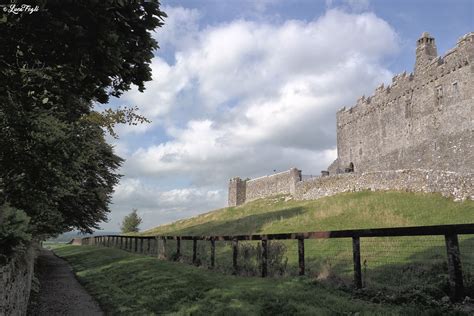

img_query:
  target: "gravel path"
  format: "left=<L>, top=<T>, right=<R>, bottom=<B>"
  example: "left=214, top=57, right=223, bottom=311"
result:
left=32, top=249, right=103, bottom=316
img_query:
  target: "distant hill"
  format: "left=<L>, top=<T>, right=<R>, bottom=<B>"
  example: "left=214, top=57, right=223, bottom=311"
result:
left=141, top=191, right=474, bottom=236
left=48, top=231, right=119, bottom=243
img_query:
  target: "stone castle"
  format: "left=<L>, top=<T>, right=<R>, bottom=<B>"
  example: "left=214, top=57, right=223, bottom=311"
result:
left=229, top=32, right=474, bottom=206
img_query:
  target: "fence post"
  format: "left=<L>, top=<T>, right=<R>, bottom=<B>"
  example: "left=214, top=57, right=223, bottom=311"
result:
left=134, top=237, right=138, bottom=252
left=298, top=237, right=305, bottom=276
left=232, top=238, right=238, bottom=275
left=445, top=233, right=464, bottom=301
left=192, top=238, right=198, bottom=265
left=352, top=237, right=362, bottom=289
left=262, top=238, right=268, bottom=278
left=147, top=238, right=151, bottom=254
left=140, top=238, right=144, bottom=253
left=161, top=237, right=167, bottom=259
left=210, top=238, right=215, bottom=269
left=176, top=237, right=181, bottom=259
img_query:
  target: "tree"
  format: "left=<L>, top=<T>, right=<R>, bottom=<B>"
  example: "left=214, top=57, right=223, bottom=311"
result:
left=0, top=1, right=166, bottom=236
left=0, top=204, right=31, bottom=263
left=121, top=209, right=142, bottom=233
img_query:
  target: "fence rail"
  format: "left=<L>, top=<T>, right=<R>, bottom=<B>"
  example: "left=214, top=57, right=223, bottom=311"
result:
left=81, top=223, right=474, bottom=302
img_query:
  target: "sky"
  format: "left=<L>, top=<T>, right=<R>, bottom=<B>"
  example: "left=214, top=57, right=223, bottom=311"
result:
left=98, top=0, right=474, bottom=231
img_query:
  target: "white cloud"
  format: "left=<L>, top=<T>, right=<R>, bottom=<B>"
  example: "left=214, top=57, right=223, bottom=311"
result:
left=157, top=6, right=201, bottom=52
left=104, top=7, right=399, bottom=230
left=109, top=178, right=225, bottom=230
left=121, top=8, right=397, bottom=177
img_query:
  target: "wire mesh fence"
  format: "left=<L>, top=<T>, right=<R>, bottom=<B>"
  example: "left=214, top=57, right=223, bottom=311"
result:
left=83, top=224, right=474, bottom=302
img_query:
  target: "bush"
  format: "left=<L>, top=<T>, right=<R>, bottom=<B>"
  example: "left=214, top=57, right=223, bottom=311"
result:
left=0, top=203, right=31, bottom=262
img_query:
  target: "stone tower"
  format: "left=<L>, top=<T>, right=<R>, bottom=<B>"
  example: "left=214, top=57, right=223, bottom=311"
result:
left=328, top=31, right=474, bottom=175
left=228, top=177, right=246, bottom=206
left=415, top=32, right=438, bottom=74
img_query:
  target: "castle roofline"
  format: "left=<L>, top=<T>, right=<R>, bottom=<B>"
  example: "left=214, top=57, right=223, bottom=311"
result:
left=337, top=31, right=473, bottom=115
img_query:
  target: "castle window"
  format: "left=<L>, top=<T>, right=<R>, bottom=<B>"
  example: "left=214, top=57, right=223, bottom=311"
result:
left=345, top=162, right=354, bottom=173
left=452, top=82, right=459, bottom=96
left=435, top=85, right=443, bottom=107
left=405, top=100, right=412, bottom=118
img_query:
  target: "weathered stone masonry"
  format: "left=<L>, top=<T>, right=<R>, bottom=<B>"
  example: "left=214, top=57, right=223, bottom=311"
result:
left=329, top=32, right=474, bottom=174
left=295, top=169, right=473, bottom=202
left=228, top=32, right=473, bottom=206
left=0, top=244, right=36, bottom=316
left=228, top=168, right=301, bottom=206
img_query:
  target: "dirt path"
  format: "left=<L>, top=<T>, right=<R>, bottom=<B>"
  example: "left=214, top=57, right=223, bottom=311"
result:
left=31, top=249, right=103, bottom=316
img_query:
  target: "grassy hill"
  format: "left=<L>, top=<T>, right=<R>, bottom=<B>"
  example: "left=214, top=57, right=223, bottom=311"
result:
left=141, top=191, right=474, bottom=236
left=50, top=191, right=474, bottom=314
left=52, top=245, right=463, bottom=315
left=137, top=191, right=474, bottom=298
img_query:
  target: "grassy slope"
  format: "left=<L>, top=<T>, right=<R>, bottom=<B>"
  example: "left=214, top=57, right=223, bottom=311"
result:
left=51, top=192, right=473, bottom=314
left=141, top=191, right=474, bottom=236
left=137, top=191, right=474, bottom=292
left=53, top=244, right=445, bottom=315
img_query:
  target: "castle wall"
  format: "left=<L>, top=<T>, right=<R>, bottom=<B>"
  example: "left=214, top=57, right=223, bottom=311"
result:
left=332, top=32, right=474, bottom=174
left=228, top=168, right=302, bottom=206
left=0, top=244, right=37, bottom=316
left=228, top=33, right=474, bottom=207
left=245, top=168, right=301, bottom=203
left=295, top=169, right=473, bottom=202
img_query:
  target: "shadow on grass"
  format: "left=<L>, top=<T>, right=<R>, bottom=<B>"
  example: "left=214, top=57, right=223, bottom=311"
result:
left=54, top=245, right=442, bottom=315
left=167, top=206, right=307, bottom=236
left=352, top=237, right=474, bottom=305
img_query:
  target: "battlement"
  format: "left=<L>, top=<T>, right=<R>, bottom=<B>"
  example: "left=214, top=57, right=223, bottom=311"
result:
left=337, top=32, right=473, bottom=125
left=332, top=32, right=474, bottom=175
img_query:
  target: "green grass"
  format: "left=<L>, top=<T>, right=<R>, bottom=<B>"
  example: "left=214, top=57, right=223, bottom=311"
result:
left=53, top=192, right=474, bottom=314
left=135, top=191, right=474, bottom=297
left=53, top=244, right=456, bottom=315
left=141, top=191, right=473, bottom=236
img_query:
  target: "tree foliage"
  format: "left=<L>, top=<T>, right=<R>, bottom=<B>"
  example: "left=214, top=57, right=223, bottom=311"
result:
left=0, top=1, right=166, bottom=236
left=121, top=209, right=142, bottom=233
left=0, top=204, right=31, bottom=262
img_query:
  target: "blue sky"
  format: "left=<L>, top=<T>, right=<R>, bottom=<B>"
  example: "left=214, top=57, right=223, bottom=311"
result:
left=99, top=0, right=473, bottom=231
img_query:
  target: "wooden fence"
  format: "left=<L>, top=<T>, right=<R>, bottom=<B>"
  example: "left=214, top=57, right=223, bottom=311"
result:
left=81, top=223, right=474, bottom=302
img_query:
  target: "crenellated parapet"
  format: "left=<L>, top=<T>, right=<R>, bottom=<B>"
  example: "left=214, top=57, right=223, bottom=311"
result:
left=336, top=32, right=473, bottom=130
left=332, top=32, right=473, bottom=175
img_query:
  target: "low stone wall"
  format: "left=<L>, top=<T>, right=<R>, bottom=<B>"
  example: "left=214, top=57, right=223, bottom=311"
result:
left=245, top=168, right=301, bottom=203
left=294, top=169, right=473, bottom=201
left=0, top=244, right=37, bottom=316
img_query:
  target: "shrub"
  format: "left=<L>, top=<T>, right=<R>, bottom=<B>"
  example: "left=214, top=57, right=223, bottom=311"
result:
left=0, top=203, right=31, bottom=263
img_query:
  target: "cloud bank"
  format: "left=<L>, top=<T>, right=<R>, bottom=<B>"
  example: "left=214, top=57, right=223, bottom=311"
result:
left=106, top=7, right=399, bottom=231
